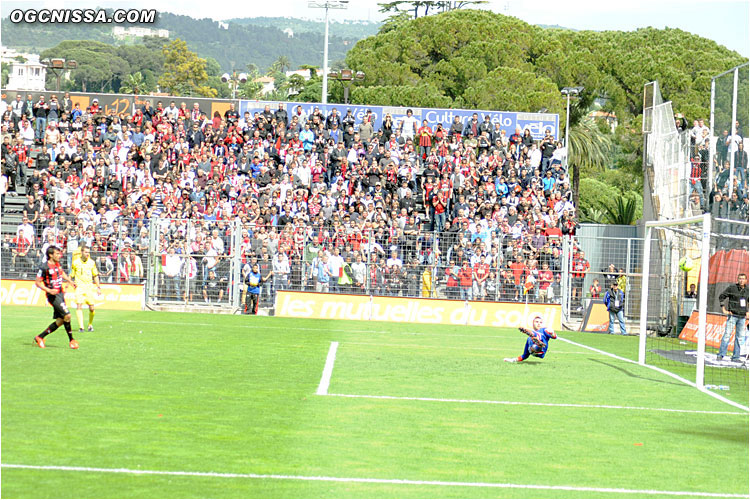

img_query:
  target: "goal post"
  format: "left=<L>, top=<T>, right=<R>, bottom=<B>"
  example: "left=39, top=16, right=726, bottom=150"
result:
left=639, top=214, right=749, bottom=410
left=639, top=214, right=711, bottom=387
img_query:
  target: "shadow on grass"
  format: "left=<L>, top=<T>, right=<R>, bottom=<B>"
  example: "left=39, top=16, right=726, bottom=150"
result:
left=22, top=341, right=64, bottom=349
left=679, top=425, right=750, bottom=444
left=589, top=358, right=683, bottom=386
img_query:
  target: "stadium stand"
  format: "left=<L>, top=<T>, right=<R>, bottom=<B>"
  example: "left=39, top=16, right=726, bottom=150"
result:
left=1, top=92, right=745, bottom=313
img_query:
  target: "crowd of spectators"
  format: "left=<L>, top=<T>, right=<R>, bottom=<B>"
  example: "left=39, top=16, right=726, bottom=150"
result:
left=679, top=113, right=748, bottom=219
left=1, top=91, right=592, bottom=311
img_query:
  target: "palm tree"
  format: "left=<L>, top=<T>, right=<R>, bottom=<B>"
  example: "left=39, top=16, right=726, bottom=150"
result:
left=269, top=56, right=292, bottom=75
left=580, top=207, right=607, bottom=224
left=603, top=196, right=638, bottom=225
left=119, top=72, right=147, bottom=95
left=568, top=119, right=614, bottom=215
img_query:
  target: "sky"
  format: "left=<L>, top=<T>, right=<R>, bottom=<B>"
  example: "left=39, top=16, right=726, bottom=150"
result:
left=1, top=0, right=749, bottom=57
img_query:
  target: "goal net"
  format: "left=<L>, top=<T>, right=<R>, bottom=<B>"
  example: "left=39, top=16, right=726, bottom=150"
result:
left=643, top=81, right=691, bottom=221
left=639, top=215, right=749, bottom=410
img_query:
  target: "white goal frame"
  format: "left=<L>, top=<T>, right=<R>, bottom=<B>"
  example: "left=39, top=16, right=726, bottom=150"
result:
left=639, top=213, right=711, bottom=388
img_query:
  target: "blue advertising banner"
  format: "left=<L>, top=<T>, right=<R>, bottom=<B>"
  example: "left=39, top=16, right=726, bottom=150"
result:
left=239, top=100, right=559, bottom=141
left=3, top=89, right=558, bottom=140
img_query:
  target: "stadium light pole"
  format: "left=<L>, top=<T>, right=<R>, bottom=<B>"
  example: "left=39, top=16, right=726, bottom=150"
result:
left=221, top=70, right=248, bottom=100
left=308, top=0, right=349, bottom=105
left=41, top=58, right=77, bottom=91
left=328, top=69, right=365, bottom=104
left=561, top=86, right=583, bottom=170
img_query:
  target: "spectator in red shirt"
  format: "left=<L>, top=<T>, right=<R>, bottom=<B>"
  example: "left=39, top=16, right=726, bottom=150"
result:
left=473, top=258, right=490, bottom=300
left=589, top=278, right=602, bottom=299
left=538, top=262, right=553, bottom=302
left=458, top=260, right=473, bottom=300
left=417, top=119, right=433, bottom=167
left=445, top=260, right=459, bottom=299
left=509, top=256, right=527, bottom=301
left=572, top=250, right=590, bottom=308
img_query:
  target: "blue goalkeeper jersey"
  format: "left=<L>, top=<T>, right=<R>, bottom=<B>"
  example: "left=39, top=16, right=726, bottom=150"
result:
left=529, top=327, right=556, bottom=358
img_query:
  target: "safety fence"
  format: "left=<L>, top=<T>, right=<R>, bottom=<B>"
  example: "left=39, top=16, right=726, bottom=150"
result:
left=4, top=219, right=747, bottom=325
left=2, top=217, right=148, bottom=284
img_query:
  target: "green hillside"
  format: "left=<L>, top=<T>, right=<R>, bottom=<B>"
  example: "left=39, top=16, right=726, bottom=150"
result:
left=228, top=16, right=381, bottom=40
left=0, top=11, right=368, bottom=72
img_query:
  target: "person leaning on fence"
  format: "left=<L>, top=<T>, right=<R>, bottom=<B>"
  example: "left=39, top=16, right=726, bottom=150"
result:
left=717, top=273, right=749, bottom=363
left=604, top=280, right=627, bottom=335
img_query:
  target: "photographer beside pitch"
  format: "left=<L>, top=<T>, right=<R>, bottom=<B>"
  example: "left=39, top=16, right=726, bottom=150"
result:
left=504, top=315, right=557, bottom=363
left=604, top=280, right=627, bottom=335
left=717, top=272, right=749, bottom=363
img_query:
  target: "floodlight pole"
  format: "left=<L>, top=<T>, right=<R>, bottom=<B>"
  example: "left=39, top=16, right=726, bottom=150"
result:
left=564, top=92, right=571, bottom=170
left=322, top=5, right=330, bottom=104
left=561, top=86, right=582, bottom=172
left=309, top=1, right=348, bottom=105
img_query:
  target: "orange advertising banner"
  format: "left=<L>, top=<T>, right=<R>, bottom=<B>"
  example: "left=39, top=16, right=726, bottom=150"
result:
left=678, top=311, right=733, bottom=351
left=1, top=280, right=143, bottom=311
left=275, top=291, right=562, bottom=330
left=580, top=300, right=610, bottom=333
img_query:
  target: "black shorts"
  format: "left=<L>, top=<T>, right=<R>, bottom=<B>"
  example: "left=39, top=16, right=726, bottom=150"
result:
left=47, top=293, right=70, bottom=319
left=572, top=278, right=584, bottom=289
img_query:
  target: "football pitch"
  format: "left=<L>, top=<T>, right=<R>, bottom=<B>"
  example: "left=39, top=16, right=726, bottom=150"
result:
left=2, top=305, right=748, bottom=499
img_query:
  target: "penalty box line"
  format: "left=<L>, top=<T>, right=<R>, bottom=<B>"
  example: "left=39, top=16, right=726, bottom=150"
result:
left=324, top=393, right=747, bottom=415
left=317, top=342, right=746, bottom=415
left=316, top=341, right=339, bottom=396
left=0, top=464, right=747, bottom=498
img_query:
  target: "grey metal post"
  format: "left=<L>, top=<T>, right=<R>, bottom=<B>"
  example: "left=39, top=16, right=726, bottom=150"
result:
left=232, top=218, right=242, bottom=311
left=728, top=68, right=739, bottom=198
left=561, top=236, right=571, bottom=321
left=625, top=237, right=632, bottom=318
left=146, top=219, right=159, bottom=307
left=709, top=77, right=716, bottom=189
left=564, top=93, right=571, bottom=171
left=183, top=221, right=191, bottom=304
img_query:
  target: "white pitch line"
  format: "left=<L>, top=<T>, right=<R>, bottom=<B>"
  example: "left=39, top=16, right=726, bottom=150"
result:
left=557, top=336, right=750, bottom=413
left=316, top=341, right=339, bottom=395
left=325, top=393, right=747, bottom=415
left=0, top=464, right=746, bottom=498
left=342, top=341, right=592, bottom=354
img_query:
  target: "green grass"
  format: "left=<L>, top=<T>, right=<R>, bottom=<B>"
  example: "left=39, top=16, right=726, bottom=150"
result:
left=642, top=336, right=750, bottom=407
left=2, top=306, right=748, bottom=498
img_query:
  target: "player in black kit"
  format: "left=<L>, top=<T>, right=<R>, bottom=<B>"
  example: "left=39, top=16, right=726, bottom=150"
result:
left=34, top=245, right=79, bottom=349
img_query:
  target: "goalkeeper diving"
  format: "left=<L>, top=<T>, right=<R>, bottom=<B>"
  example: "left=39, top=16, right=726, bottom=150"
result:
left=70, top=244, right=102, bottom=332
left=504, top=315, right=557, bottom=363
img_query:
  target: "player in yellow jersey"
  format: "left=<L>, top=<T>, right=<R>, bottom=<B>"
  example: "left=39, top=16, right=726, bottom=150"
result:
left=70, top=244, right=102, bottom=332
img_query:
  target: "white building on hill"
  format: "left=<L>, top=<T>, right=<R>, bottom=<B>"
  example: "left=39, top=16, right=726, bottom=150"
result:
left=1, top=47, right=47, bottom=91
left=285, top=68, right=323, bottom=80
left=254, top=76, right=276, bottom=96
left=112, top=26, right=169, bottom=39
